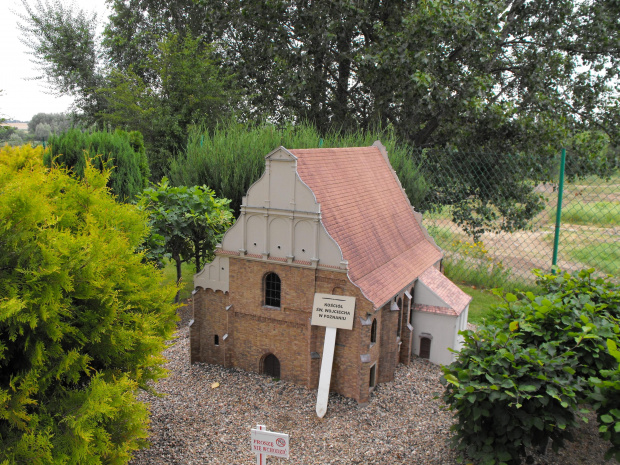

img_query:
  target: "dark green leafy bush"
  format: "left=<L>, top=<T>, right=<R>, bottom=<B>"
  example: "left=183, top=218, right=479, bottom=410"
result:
left=45, top=128, right=150, bottom=201
left=442, top=269, right=620, bottom=464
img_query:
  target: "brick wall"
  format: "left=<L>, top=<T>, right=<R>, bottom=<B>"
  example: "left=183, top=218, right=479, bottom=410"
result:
left=377, top=302, right=400, bottom=384
left=191, top=288, right=229, bottom=365
left=191, top=257, right=392, bottom=403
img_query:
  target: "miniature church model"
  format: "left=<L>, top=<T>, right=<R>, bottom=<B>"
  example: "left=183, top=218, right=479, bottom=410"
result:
left=190, top=142, right=470, bottom=405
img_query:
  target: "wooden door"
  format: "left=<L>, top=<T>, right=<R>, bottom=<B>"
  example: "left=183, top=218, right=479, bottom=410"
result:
left=419, top=337, right=431, bottom=359
left=263, top=354, right=280, bottom=378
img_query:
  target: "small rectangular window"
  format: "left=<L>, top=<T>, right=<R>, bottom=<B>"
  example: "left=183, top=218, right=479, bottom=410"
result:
left=369, top=364, right=376, bottom=388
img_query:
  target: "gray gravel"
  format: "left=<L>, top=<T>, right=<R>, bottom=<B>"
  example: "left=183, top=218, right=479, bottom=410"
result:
left=129, top=306, right=618, bottom=465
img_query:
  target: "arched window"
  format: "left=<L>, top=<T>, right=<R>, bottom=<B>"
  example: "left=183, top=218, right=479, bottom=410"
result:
left=397, top=297, right=403, bottom=336
left=370, top=319, right=377, bottom=344
left=369, top=364, right=376, bottom=388
left=332, top=286, right=344, bottom=295
left=264, top=272, right=281, bottom=307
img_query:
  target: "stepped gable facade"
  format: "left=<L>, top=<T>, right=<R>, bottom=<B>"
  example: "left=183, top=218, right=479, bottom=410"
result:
left=190, top=141, right=470, bottom=403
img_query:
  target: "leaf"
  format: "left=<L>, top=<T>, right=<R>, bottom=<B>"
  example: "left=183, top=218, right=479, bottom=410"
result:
left=562, top=366, right=575, bottom=375
left=601, top=414, right=614, bottom=424
left=211, top=382, right=220, bottom=389
left=444, top=374, right=460, bottom=387
left=509, top=321, right=519, bottom=332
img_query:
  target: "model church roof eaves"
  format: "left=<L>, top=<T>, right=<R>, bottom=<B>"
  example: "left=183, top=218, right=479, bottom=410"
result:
left=290, top=144, right=443, bottom=308
left=418, top=266, right=472, bottom=315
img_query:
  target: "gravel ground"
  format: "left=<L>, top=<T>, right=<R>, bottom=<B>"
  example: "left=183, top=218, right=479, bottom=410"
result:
left=129, top=306, right=618, bottom=465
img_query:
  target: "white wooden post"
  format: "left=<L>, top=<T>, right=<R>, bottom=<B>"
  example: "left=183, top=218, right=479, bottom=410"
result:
left=315, top=326, right=337, bottom=418
left=311, top=293, right=356, bottom=418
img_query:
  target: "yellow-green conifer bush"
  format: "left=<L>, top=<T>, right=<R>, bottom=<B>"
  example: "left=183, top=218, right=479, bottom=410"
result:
left=0, top=146, right=177, bottom=464
left=0, top=144, right=45, bottom=171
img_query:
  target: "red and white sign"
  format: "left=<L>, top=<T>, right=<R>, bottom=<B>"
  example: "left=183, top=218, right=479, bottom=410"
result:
left=251, top=425, right=289, bottom=462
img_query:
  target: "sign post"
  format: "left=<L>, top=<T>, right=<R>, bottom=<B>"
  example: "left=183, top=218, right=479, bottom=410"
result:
left=250, top=424, right=289, bottom=464
left=311, top=293, right=356, bottom=418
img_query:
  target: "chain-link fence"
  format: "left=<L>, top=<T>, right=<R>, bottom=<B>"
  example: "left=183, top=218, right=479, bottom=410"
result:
left=409, top=149, right=619, bottom=290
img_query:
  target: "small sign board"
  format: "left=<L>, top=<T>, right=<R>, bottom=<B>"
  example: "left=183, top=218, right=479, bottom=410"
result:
left=251, top=427, right=290, bottom=459
left=311, top=293, right=356, bottom=330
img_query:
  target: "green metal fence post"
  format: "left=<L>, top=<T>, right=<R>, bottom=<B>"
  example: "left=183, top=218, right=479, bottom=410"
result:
left=551, top=148, right=566, bottom=273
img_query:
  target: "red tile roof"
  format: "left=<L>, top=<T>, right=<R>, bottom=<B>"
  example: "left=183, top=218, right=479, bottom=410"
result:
left=290, top=144, right=443, bottom=307
left=412, top=303, right=458, bottom=316
left=418, top=266, right=472, bottom=315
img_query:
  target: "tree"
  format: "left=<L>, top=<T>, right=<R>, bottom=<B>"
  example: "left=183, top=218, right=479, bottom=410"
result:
left=17, top=0, right=107, bottom=119
left=102, top=0, right=227, bottom=85
left=98, top=33, right=234, bottom=180
left=34, top=122, right=51, bottom=141
left=28, top=112, right=72, bottom=135
left=187, top=0, right=619, bottom=157
left=0, top=146, right=178, bottom=464
left=20, top=0, right=620, bottom=157
left=18, top=2, right=235, bottom=180
left=137, top=179, right=233, bottom=302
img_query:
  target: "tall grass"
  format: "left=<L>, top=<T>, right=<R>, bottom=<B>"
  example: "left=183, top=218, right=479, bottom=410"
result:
left=168, top=120, right=428, bottom=213
left=561, top=201, right=620, bottom=227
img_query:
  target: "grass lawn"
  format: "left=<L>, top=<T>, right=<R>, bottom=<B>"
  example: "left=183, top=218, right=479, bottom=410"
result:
left=162, top=260, right=196, bottom=302
left=456, top=284, right=502, bottom=326
left=561, top=200, right=620, bottom=227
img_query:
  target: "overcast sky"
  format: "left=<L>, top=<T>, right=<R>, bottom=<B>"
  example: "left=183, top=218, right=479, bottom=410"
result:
left=1, top=0, right=110, bottom=121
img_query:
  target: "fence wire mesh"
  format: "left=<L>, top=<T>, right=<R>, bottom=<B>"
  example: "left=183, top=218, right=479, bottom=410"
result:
left=411, top=149, right=619, bottom=289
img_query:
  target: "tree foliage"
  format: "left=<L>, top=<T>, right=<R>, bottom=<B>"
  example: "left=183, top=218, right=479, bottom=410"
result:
left=17, top=0, right=106, bottom=118
left=27, top=112, right=72, bottom=135
left=17, top=0, right=620, bottom=237
left=98, top=33, right=234, bottom=180
left=136, top=179, right=233, bottom=302
left=0, top=146, right=177, bottom=464
left=21, top=0, right=620, bottom=161
left=442, top=269, right=620, bottom=464
left=45, top=128, right=150, bottom=201
left=197, top=0, right=618, bottom=157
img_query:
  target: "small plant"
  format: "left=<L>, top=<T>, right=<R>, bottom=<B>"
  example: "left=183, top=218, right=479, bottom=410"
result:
left=442, top=239, right=515, bottom=291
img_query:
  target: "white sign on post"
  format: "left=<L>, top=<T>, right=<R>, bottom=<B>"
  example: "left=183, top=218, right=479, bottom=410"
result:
left=311, top=293, right=356, bottom=418
left=311, top=294, right=356, bottom=330
left=251, top=424, right=289, bottom=463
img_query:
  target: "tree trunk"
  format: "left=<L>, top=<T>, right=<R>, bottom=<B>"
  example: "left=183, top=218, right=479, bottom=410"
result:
left=173, top=253, right=182, bottom=303
left=193, top=239, right=201, bottom=273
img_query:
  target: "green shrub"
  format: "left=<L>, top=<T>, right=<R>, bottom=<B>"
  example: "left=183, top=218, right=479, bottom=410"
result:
left=45, top=128, right=150, bottom=201
left=590, top=339, right=620, bottom=462
left=0, top=156, right=177, bottom=463
left=137, top=178, right=233, bottom=302
left=442, top=269, right=620, bottom=464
